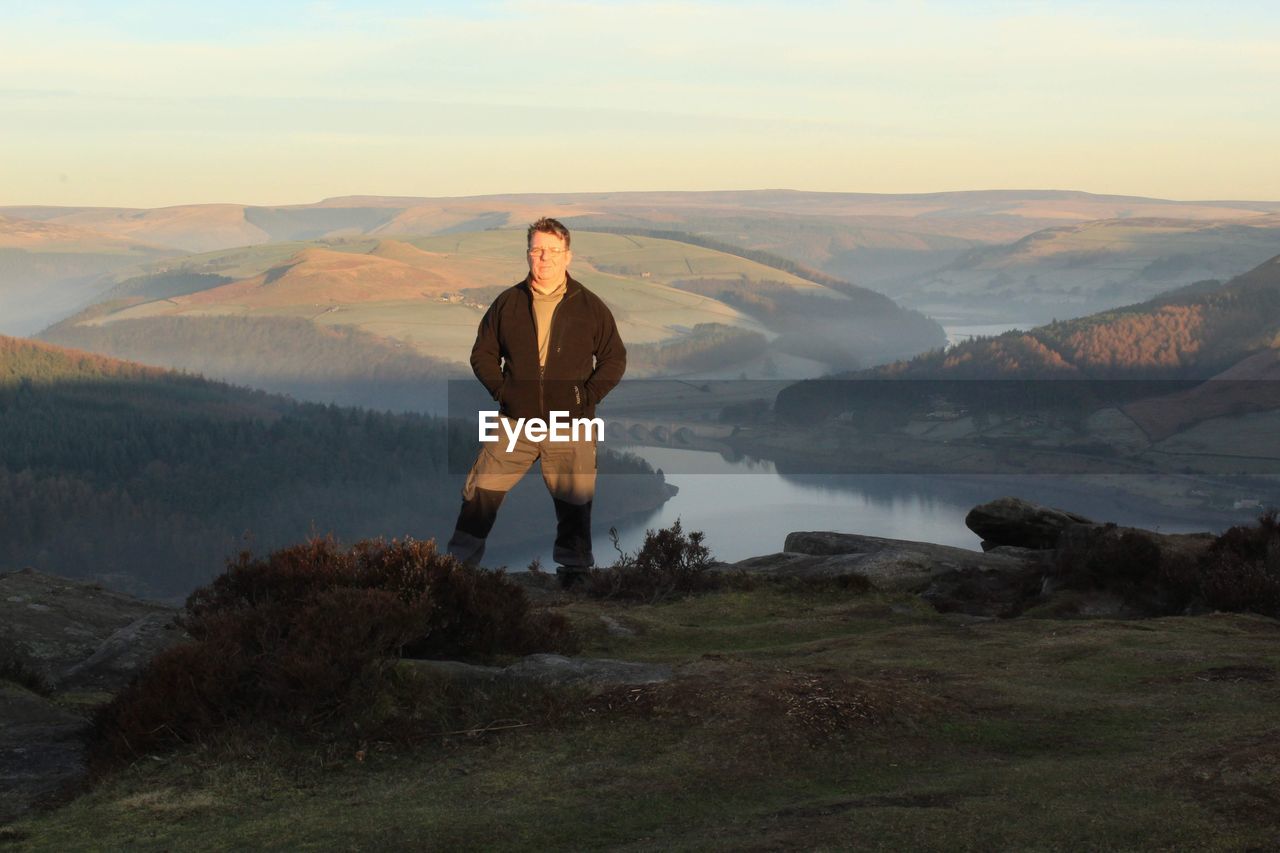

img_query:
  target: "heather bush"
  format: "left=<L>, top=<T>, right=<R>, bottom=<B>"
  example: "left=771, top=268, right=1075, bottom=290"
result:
left=91, top=536, right=576, bottom=766
left=586, top=520, right=745, bottom=602
left=1199, top=509, right=1280, bottom=617
left=1052, top=523, right=1198, bottom=615
left=1050, top=511, right=1280, bottom=618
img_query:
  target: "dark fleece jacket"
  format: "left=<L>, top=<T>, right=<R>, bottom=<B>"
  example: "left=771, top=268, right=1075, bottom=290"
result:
left=470, top=274, right=626, bottom=422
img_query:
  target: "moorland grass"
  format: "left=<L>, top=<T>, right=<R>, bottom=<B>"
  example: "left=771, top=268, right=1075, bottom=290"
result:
left=11, top=574, right=1279, bottom=851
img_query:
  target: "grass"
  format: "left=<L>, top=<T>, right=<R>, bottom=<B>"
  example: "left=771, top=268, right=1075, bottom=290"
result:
left=6, top=581, right=1280, bottom=851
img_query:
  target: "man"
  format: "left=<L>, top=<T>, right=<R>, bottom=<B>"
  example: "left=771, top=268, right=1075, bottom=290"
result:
left=446, top=217, right=626, bottom=587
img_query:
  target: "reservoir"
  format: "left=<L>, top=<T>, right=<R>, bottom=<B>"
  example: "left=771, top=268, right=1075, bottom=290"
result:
left=482, top=445, right=1243, bottom=572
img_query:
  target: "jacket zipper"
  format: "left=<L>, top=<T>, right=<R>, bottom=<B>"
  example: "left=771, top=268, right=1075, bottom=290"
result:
left=537, top=292, right=562, bottom=418
left=531, top=282, right=577, bottom=417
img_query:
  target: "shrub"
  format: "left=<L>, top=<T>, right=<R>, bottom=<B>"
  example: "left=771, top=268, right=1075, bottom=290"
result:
left=585, top=520, right=741, bottom=603
left=91, top=536, right=576, bottom=767
left=1052, top=523, right=1198, bottom=615
left=1198, top=509, right=1280, bottom=617
left=1049, top=510, right=1280, bottom=618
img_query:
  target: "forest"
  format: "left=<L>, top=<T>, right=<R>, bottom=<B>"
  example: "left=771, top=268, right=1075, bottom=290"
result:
left=0, top=336, right=662, bottom=598
left=39, top=314, right=465, bottom=412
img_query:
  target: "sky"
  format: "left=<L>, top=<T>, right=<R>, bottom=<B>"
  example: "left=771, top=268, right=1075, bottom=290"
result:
left=3, top=0, right=1278, bottom=207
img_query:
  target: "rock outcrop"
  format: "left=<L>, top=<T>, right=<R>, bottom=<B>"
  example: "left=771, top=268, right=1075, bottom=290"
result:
left=729, top=496, right=1225, bottom=620
left=730, top=530, right=1033, bottom=592
left=0, top=569, right=186, bottom=826
left=0, top=568, right=184, bottom=691
left=0, top=684, right=89, bottom=825
left=965, top=496, right=1095, bottom=550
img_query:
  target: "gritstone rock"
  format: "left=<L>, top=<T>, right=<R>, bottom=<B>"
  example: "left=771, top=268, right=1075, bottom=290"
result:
left=965, top=496, right=1095, bottom=549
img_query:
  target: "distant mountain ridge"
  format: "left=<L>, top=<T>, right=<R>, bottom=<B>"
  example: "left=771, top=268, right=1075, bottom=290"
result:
left=6, top=190, right=1276, bottom=256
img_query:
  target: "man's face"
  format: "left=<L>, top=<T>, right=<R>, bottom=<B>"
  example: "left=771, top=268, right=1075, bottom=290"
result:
left=527, top=230, right=572, bottom=290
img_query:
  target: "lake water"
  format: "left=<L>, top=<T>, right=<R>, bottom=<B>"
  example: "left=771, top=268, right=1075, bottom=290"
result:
left=477, top=317, right=1251, bottom=569
left=943, top=322, right=1040, bottom=348
left=484, top=445, right=1238, bottom=571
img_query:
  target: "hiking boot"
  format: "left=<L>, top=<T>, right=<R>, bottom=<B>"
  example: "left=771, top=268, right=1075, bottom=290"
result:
left=556, top=567, right=590, bottom=590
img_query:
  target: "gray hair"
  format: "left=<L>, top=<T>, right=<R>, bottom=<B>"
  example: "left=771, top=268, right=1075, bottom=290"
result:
left=527, top=217, right=571, bottom=249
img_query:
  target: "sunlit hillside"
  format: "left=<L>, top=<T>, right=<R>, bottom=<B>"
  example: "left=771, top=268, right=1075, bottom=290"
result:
left=0, top=216, right=182, bottom=335
left=866, top=253, right=1280, bottom=381
left=8, top=191, right=1278, bottom=340
left=38, top=229, right=943, bottom=402
left=902, top=214, right=1280, bottom=321
left=48, top=232, right=772, bottom=363
left=34, top=204, right=273, bottom=253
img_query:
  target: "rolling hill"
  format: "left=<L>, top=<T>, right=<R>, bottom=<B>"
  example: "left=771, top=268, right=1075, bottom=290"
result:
left=38, top=204, right=274, bottom=253
left=9, top=189, right=1276, bottom=276
left=0, top=215, right=182, bottom=336
left=896, top=214, right=1280, bottom=323
left=862, top=253, right=1280, bottom=381
left=774, top=254, right=1280, bottom=452
left=38, top=229, right=945, bottom=402
left=7, top=190, right=1269, bottom=263
left=9, top=190, right=1278, bottom=343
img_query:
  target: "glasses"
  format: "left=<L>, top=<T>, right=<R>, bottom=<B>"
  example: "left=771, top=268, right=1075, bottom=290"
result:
left=527, top=247, right=569, bottom=258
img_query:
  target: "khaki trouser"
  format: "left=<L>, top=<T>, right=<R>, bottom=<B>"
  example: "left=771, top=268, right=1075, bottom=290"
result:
left=447, top=417, right=597, bottom=568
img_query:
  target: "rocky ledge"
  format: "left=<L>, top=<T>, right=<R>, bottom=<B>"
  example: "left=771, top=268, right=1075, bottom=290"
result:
left=732, top=530, right=1034, bottom=592
left=727, top=495, right=1222, bottom=620
left=0, top=569, right=188, bottom=825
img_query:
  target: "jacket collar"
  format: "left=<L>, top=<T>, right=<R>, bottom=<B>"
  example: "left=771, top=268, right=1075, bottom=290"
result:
left=519, top=273, right=582, bottom=299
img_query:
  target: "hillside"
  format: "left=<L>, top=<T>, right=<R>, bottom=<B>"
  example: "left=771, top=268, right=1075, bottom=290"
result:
left=0, top=215, right=182, bottom=336
left=0, top=336, right=671, bottom=598
left=13, top=190, right=1279, bottom=378
left=153, top=245, right=466, bottom=306
left=0, top=216, right=172, bottom=252
left=864, top=253, right=1280, bottom=381
left=769, top=254, right=1280, bottom=470
left=44, top=204, right=273, bottom=254
left=10, top=190, right=1279, bottom=353
left=10, top=191, right=1278, bottom=305
left=898, top=214, right=1280, bottom=322
left=40, top=230, right=944, bottom=388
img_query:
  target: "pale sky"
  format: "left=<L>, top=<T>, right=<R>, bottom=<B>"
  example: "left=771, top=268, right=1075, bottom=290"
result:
left=3, top=0, right=1278, bottom=207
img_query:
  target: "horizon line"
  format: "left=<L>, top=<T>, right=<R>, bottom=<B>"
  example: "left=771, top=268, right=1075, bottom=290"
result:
left=6, top=187, right=1280, bottom=212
